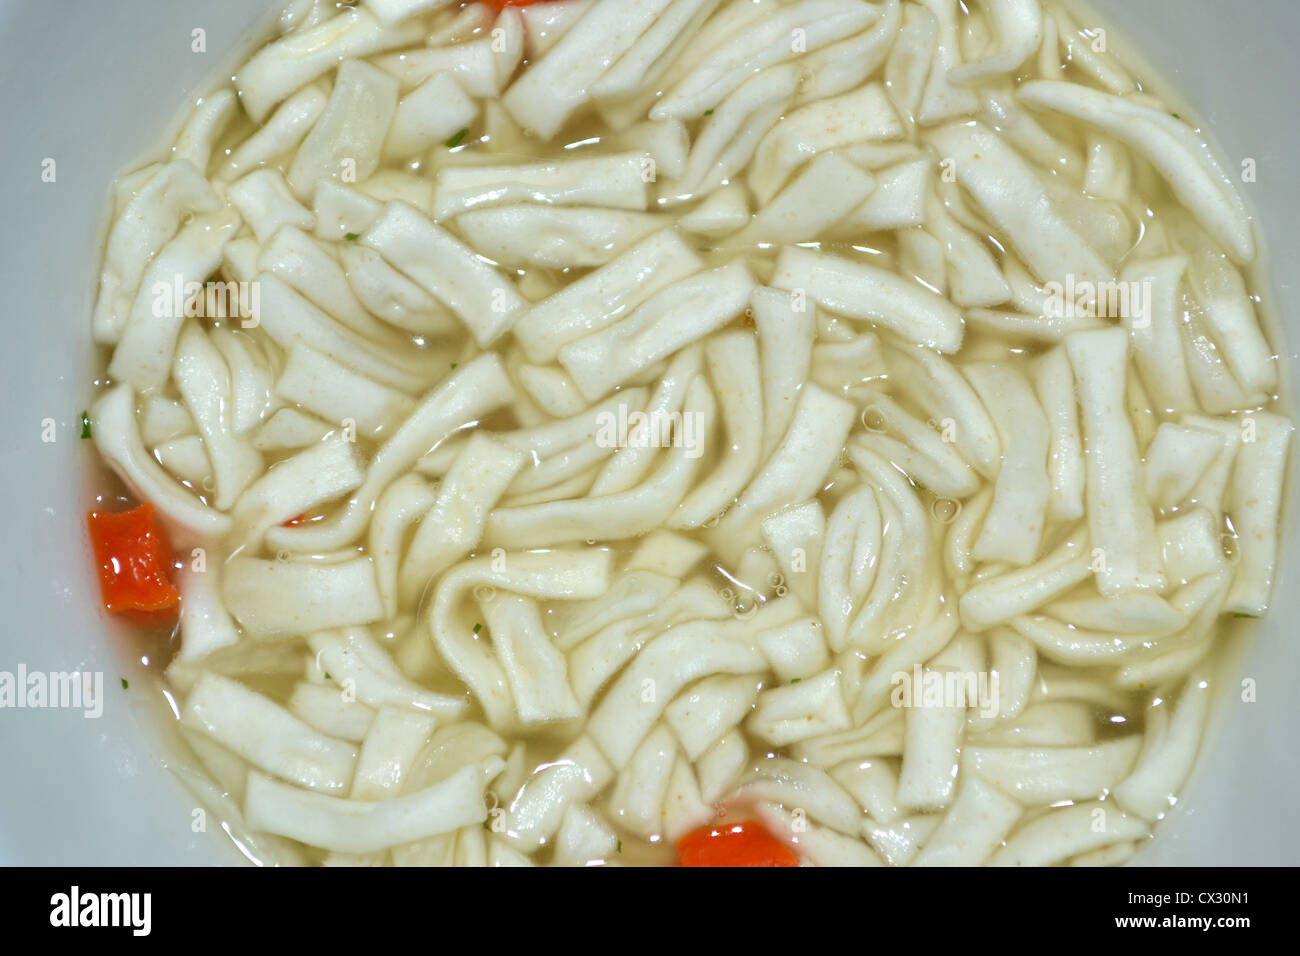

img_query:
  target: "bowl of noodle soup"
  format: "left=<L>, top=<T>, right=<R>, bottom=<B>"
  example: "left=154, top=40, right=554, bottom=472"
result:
left=0, top=0, right=1296, bottom=866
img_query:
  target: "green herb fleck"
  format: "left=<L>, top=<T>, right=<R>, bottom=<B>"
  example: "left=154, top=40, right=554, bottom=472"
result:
left=1171, top=112, right=1182, bottom=119
left=473, top=622, right=482, bottom=634
left=121, top=678, right=129, bottom=690
left=80, top=410, right=92, bottom=439
left=616, top=839, right=623, bottom=853
left=450, top=362, right=458, bottom=370
left=703, top=109, right=714, bottom=116
left=791, top=677, right=802, bottom=684
left=483, top=818, right=492, bottom=831
left=446, top=128, right=469, bottom=149
left=344, top=232, right=360, bottom=241
left=1233, top=612, right=1259, bottom=619
left=324, top=672, right=332, bottom=680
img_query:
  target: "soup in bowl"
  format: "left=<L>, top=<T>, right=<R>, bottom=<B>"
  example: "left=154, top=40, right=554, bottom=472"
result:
left=6, top=0, right=1294, bottom=865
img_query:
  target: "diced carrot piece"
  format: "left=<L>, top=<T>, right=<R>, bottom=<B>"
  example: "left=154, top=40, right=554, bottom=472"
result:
left=87, top=504, right=181, bottom=614
left=677, top=821, right=798, bottom=867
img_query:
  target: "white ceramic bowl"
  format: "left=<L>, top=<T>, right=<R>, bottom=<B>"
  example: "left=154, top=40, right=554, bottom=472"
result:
left=0, top=0, right=1295, bottom=864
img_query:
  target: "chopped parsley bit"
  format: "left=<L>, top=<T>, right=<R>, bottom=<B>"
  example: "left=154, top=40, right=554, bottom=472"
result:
left=703, top=109, right=714, bottom=116
left=120, top=678, right=129, bottom=690
left=80, top=410, right=92, bottom=439
left=450, top=362, right=458, bottom=369
left=446, top=128, right=469, bottom=149
left=473, top=622, right=482, bottom=634
left=344, top=232, right=360, bottom=241
left=1233, top=612, right=1259, bottom=619
left=616, top=839, right=623, bottom=853
left=1171, top=112, right=1182, bottom=119
left=791, top=677, right=801, bottom=684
